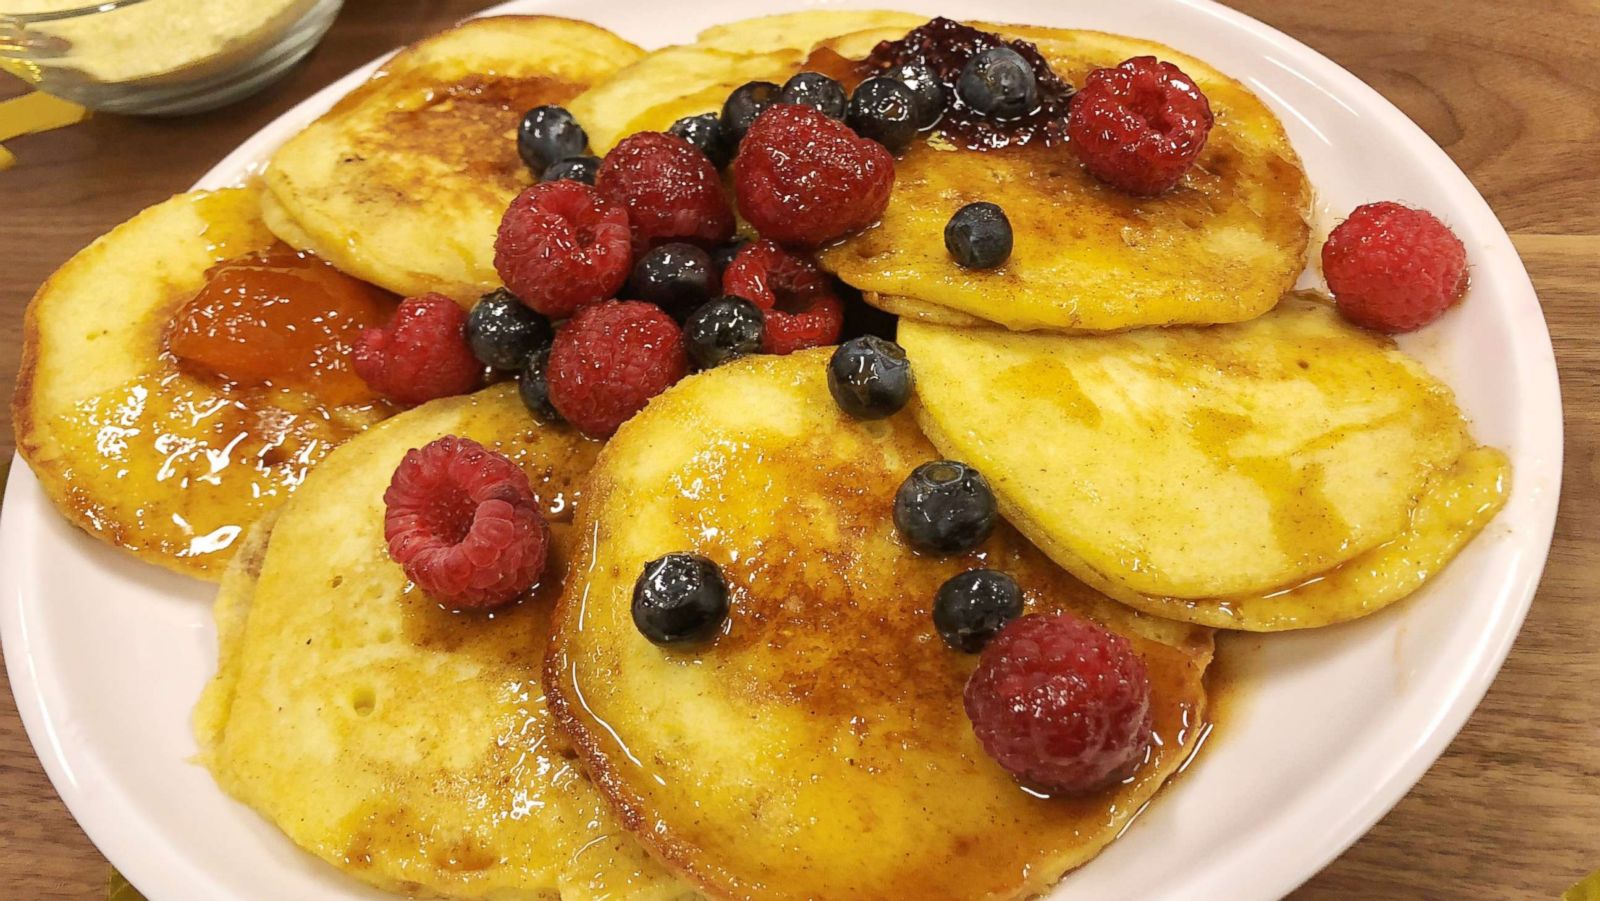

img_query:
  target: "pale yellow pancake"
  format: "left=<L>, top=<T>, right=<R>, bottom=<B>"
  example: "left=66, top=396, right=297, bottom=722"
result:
left=546, top=350, right=1212, bottom=900
left=900, top=295, right=1510, bottom=628
left=195, top=383, right=694, bottom=900
left=815, top=26, right=1312, bottom=333
left=569, top=10, right=921, bottom=154
left=11, top=188, right=393, bottom=579
left=263, top=16, right=644, bottom=302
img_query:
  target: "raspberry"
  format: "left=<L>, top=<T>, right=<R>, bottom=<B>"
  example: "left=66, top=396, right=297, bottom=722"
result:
left=546, top=301, right=689, bottom=438
left=383, top=436, right=549, bottom=609
left=963, top=612, right=1153, bottom=794
left=721, top=240, right=843, bottom=354
left=733, top=104, right=895, bottom=247
left=353, top=294, right=483, bottom=405
left=1068, top=56, right=1214, bottom=196
left=1322, top=201, right=1469, bottom=333
left=597, top=132, right=734, bottom=251
left=494, top=181, right=632, bottom=318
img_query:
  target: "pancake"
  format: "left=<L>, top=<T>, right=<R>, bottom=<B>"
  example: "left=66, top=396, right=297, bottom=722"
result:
left=692, top=10, right=928, bottom=54
left=1071, top=446, right=1511, bottom=630
left=569, top=10, right=920, bottom=154
left=813, top=25, right=1312, bottom=332
left=194, top=383, right=693, bottom=900
left=11, top=188, right=395, bottom=579
left=262, top=16, right=644, bottom=302
left=899, top=295, right=1510, bottom=629
left=545, top=350, right=1212, bottom=900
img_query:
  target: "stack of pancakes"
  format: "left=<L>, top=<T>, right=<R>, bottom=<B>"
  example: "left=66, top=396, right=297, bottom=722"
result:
left=11, top=11, right=1508, bottom=900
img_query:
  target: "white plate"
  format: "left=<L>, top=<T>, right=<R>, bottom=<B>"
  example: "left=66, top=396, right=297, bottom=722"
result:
left=0, top=1, right=1562, bottom=899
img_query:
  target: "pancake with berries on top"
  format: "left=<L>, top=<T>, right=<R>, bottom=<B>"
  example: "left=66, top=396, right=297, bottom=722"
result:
left=810, top=19, right=1312, bottom=332
left=261, top=16, right=645, bottom=303
left=194, top=383, right=693, bottom=899
left=545, top=349, right=1213, bottom=900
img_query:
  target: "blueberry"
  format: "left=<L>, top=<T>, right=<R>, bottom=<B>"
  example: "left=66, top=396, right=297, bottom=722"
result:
left=828, top=336, right=911, bottom=420
left=670, top=112, right=733, bottom=168
left=944, top=202, right=1013, bottom=269
left=517, top=343, right=560, bottom=422
left=933, top=569, right=1023, bottom=652
left=846, top=77, right=919, bottom=154
left=630, top=243, right=715, bottom=316
left=632, top=553, right=730, bottom=645
left=779, top=71, right=848, bottom=120
left=885, top=62, right=946, bottom=129
left=721, top=80, right=780, bottom=144
left=957, top=47, right=1037, bottom=120
left=518, top=105, right=587, bottom=173
left=465, top=289, right=552, bottom=371
left=893, top=460, right=998, bottom=554
left=684, top=296, right=764, bottom=369
left=710, top=239, right=749, bottom=277
left=541, top=155, right=600, bottom=185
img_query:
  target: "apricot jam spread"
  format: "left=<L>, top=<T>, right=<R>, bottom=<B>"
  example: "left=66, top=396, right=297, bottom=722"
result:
left=166, top=246, right=396, bottom=406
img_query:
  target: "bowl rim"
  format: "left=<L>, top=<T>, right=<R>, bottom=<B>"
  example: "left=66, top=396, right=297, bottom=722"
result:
left=0, top=0, right=158, bottom=25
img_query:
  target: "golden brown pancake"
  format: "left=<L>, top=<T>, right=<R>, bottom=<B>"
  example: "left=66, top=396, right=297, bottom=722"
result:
left=12, top=187, right=394, bottom=579
left=814, top=26, right=1312, bottom=333
left=195, top=384, right=694, bottom=900
left=900, top=295, right=1511, bottom=629
left=262, top=16, right=645, bottom=302
left=546, top=350, right=1212, bottom=900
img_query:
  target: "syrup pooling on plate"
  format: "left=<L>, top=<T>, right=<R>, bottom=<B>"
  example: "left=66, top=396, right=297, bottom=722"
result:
left=545, top=351, right=1213, bottom=900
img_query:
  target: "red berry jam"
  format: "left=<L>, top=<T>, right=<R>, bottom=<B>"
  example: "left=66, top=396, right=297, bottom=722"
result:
left=857, top=17, right=1075, bottom=150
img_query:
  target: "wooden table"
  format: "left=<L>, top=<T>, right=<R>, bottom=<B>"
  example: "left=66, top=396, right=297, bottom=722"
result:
left=1, top=1, right=1594, bottom=897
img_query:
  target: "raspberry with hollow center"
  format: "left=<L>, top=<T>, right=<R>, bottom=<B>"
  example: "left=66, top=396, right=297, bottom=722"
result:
left=1322, top=201, right=1469, bottom=333
left=597, top=131, right=734, bottom=251
left=494, top=180, right=632, bottom=318
left=721, top=240, right=843, bottom=354
left=352, top=293, right=483, bottom=405
left=963, top=612, right=1154, bottom=794
left=1068, top=56, right=1214, bottom=196
left=733, top=104, right=895, bottom=247
left=545, top=300, right=689, bottom=438
left=383, top=435, right=549, bottom=609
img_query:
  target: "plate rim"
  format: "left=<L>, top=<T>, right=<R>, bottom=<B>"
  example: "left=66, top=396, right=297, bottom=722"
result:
left=0, top=1, right=1564, bottom=898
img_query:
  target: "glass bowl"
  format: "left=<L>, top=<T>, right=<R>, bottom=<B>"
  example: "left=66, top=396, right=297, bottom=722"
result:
left=0, top=0, right=343, bottom=115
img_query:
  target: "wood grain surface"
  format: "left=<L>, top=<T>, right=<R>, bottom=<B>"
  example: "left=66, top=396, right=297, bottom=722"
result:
left=1, top=1, right=1595, bottom=897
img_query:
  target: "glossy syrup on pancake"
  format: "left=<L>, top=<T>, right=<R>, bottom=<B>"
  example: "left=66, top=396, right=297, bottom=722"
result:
left=12, top=188, right=397, bottom=578
left=545, top=350, right=1212, bottom=900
